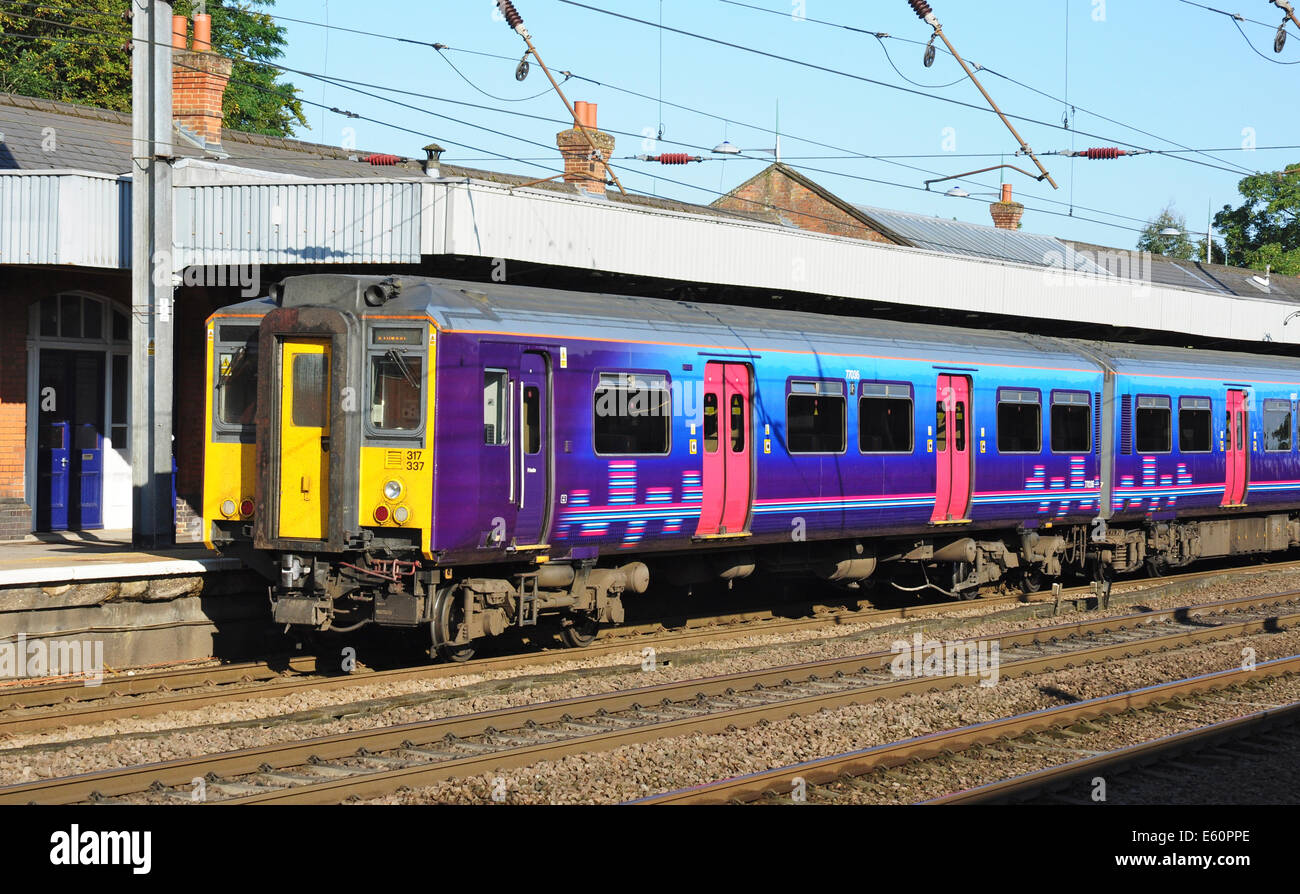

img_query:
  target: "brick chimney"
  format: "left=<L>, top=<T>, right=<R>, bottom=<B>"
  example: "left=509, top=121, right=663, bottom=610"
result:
left=556, top=101, right=615, bottom=196
left=989, top=183, right=1024, bottom=230
left=172, top=13, right=232, bottom=149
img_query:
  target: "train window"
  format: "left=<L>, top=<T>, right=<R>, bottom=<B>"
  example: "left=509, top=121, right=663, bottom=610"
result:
left=730, top=393, right=745, bottom=452
left=787, top=381, right=846, bottom=454
left=369, top=353, right=423, bottom=431
left=523, top=386, right=541, bottom=455
left=1050, top=391, right=1091, bottom=453
left=703, top=393, right=719, bottom=453
left=1264, top=399, right=1293, bottom=452
left=216, top=345, right=257, bottom=426
left=997, top=388, right=1041, bottom=454
left=1179, top=397, right=1213, bottom=453
left=483, top=370, right=508, bottom=446
left=859, top=384, right=913, bottom=454
left=1135, top=395, right=1172, bottom=453
left=291, top=354, right=328, bottom=428
left=593, top=372, right=670, bottom=455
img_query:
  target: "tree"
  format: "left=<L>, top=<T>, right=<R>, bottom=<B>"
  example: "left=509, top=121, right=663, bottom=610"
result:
left=0, top=0, right=306, bottom=137
left=1136, top=205, right=1199, bottom=260
left=1214, top=164, right=1300, bottom=275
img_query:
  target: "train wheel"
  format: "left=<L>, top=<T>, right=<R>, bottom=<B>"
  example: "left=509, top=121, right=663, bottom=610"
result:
left=430, top=588, right=475, bottom=663
left=559, top=613, right=599, bottom=648
left=1019, top=568, right=1044, bottom=594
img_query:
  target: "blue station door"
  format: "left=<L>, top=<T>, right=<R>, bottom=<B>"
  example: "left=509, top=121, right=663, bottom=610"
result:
left=36, top=350, right=104, bottom=532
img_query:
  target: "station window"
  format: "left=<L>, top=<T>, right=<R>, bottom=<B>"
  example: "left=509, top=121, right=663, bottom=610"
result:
left=1264, top=399, right=1293, bottom=453
left=1050, top=391, right=1091, bottom=453
left=369, top=352, right=423, bottom=431
left=859, top=384, right=913, bottom=453
left=483, top=370, right=508, bottom=446
left=1179, top=397, right=1213, bottom=453
left=997, top=388, right=1041, bottom=454
left=787, top=380, right=846, bottom=454
left=1135, top=395, right=1172, bottom=453
left=593, top=372, right=671, bottom=455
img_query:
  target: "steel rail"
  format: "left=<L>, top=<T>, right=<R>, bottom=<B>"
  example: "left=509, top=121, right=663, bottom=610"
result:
left=1, top=595, right=1295, bottom=804
left=920, top=699, right=1300, bottom=804
left=633, top=655, right=1300, bottom=804
left=7, top=555, right=1295, bottom=723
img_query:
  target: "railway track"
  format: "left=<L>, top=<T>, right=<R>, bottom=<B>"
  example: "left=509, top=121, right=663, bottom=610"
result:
left=2, top=559, right=1292, bottom=738
left=634, top=655, right=1300, bottom=804
left=2, top=589, right=1297, bottom=804
left=921, top=699, right=1300, bottom=805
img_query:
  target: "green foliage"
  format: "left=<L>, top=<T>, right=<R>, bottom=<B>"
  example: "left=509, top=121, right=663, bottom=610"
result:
left=0, top=0, right=132, bottom=112
left=1136, top=206, right=1199, bottom=260
left=1214, top=164, right=1300, bottom=275
left=173, top=0, right=306, bottom=137
left=0, top=0, right=305, bottom=137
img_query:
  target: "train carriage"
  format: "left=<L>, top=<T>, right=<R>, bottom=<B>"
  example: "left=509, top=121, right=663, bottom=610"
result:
left=203, top=274, right=1300, bottom=659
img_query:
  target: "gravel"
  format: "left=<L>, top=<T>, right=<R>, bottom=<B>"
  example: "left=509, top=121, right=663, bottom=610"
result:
left=4, top=565, right=1300, bottom=792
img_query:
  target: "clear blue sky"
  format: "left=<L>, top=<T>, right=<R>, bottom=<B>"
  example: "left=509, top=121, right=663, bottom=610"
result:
left=272, top=0, right=1300, bottom=251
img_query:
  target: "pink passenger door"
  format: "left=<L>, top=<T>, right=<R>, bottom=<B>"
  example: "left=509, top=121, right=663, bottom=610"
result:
left=696, top=362, right=753, bottom=536
left=932, top=374, right=973, bottom=523
left=1223, top=389, right=1249, bottom=507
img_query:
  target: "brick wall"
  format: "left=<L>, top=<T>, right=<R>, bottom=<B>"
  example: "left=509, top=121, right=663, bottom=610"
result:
left=0, top=291, right=28, bottom=510
left=712, top=165, right=896, bottom=244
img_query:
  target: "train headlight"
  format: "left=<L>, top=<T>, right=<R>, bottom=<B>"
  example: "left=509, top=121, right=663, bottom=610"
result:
left=384, top=479, right=404, bottom=501
left=393, top=506, right=410, bottom=525
left=220, top=499, right=237, bottom=518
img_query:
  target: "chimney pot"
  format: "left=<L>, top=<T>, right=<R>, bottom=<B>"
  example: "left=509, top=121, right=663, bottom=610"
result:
left=172, top=15, right=188, bottom=49
left=1001, top=183, right=1013, bottom=203
left=193, top=13, right=212, bottom=52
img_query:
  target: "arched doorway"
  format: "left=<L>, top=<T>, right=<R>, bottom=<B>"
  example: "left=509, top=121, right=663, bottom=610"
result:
left=26, top=293, right=131, bottom=532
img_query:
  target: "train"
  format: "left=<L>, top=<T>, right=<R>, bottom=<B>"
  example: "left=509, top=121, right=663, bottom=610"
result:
left=203, top=273, right=1300, bottom=660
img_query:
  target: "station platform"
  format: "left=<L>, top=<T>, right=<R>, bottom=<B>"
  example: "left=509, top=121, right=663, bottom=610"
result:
left=0, top=530, right=241, bottom=586
left=0, top=531, right=270, bottom=672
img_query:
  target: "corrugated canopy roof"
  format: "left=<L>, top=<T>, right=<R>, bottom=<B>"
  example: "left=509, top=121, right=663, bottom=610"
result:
left=853, top=203, right=1107, bottom=274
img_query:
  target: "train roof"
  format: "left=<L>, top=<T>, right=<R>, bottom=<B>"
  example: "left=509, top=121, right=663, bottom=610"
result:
left=370, top=276, right=1094, bottom=371
left=215, top=274, right=1300, bottom=385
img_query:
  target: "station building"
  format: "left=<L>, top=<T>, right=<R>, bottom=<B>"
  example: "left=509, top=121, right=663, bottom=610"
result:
left=3, top=37, right=1299, bottom=545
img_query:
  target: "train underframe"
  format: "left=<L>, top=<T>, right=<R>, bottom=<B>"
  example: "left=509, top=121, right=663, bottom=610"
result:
left=265, top=511, right=1300, bottom=661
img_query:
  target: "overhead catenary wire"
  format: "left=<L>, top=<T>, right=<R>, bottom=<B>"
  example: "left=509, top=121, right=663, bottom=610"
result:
left=704, top=0, right=1260, bottom=178
left=5, top=0, right=1260, bottom=180
left=3, top=12, right=1267, bottom=240
left=555, top=0, right=1259, bottom=180
left=0, top=0, right=1261, bottom=183
left=0, top=4, right=1147, bottom=223
left=1, top=23, right=1164, bottom=252
left=1172, top=0, right=1300, bottom=62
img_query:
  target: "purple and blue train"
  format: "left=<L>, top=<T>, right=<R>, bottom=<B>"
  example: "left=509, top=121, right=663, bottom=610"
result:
left=202, top=273, right=1300, bottom=659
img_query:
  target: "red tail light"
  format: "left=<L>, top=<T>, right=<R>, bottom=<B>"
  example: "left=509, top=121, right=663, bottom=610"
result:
left=239, top=499, right=255, bottom=518
left=374, top=505, right=390, bottom=523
